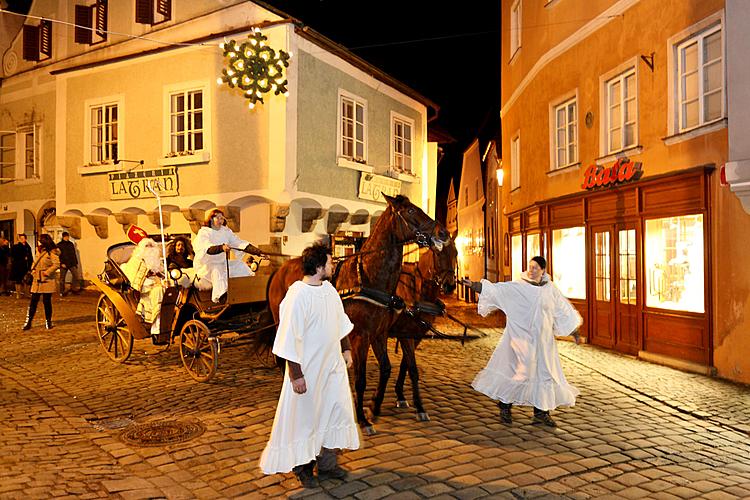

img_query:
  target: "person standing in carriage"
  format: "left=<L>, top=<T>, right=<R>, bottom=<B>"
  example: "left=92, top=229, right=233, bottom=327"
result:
left=462, top=256, right=581, bottom=427
left=259, top=243, right=359, bottom=489
left=192, top=208, right=264, bottom=302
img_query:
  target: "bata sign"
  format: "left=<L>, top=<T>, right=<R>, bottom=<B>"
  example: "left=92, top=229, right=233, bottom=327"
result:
left=581, top=158, right=643, bottom=190
left=109, top=168, right=178, bottom=200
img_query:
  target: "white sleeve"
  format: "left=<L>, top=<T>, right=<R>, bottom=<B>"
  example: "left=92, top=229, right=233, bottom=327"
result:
left=477, top=279, right=506, bottom=317
left=336, top=295, right=354, bottom=340
left=272, top=288, right=305, bottom=364
left=552, top=285, right=582, bottom=336
left=193, top=229, right=211, bottom=263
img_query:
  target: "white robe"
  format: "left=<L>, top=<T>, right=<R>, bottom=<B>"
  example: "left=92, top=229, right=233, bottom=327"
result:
left=471, top=274, right=582, bottom=411
left=192, top=226, right=253, bottom=302
left=259, top=280, right=360, bottom=474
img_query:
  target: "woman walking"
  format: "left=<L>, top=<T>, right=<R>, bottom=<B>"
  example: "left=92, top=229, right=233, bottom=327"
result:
left=22, top=234, right=60, bottom=331
left=10, top=234, right=33, bottom=299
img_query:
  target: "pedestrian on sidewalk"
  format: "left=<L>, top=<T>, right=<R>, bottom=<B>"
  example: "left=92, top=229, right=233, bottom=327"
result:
left=462, top=256, right=582, bottom=427
left=10, top=234, right=33, bottom=299
left=22, top=234, right=60, bottom=331
left=57, top=232, right=82, bottom=296
left=0, top=236, right=10, bottom=295
left=259, top=243, right=360, bottom=489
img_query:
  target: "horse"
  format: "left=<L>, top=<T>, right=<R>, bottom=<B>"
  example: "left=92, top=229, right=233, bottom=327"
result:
left=388, top=239, right=457, bottom=422
left=262, top=194, right=449, bottom=435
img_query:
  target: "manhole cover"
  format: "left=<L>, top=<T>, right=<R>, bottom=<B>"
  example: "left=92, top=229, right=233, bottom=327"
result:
left=119, top=419, right=206, bottom=447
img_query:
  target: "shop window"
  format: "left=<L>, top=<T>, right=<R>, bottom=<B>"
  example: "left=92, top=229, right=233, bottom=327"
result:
left=527, top=233, right=539, bottom=258
left=645, top=214, right=704, bottom=313
left=511, top=233, right=522, bottom=279
left=338, top=90, right=367, bottom=163
left=619, top=229, right=637, bottom=305
left=510, top=133, right=520, bottom=190
left=676, top=24, right=723, bottom=132
left=594, top=231, right=610, bottom=301
left=552, top=227, right=585, bottom=299
left=604, top=68, right=637, bottom=154
left=510, top=0, right=521, bottom=59
left=391, top=113, right=413, bottom=175
left=553, top=97, right=577, bottom=169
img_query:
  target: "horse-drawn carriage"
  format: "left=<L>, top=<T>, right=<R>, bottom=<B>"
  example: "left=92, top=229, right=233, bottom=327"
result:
left=92, top=236, right=275, bottom=382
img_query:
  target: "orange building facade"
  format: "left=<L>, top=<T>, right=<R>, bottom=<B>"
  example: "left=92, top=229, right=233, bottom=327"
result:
left=499, top=0, right=750, bottom=383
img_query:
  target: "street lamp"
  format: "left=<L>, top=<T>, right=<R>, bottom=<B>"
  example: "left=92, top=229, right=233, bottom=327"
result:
left=496, top=166, right=504, bottom=186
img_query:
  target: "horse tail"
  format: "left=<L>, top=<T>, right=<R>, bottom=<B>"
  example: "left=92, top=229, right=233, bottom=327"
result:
left=249, top=268, right=281, bottom=368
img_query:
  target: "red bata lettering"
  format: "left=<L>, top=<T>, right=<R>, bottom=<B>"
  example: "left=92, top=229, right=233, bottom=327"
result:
left=581, top=158, right=643, bottom=190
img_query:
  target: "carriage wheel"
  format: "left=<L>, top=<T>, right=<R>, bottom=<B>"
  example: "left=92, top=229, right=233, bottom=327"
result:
left=179, top=320, right=218, bottom=382
left=95, top=294, right=134, bottom=363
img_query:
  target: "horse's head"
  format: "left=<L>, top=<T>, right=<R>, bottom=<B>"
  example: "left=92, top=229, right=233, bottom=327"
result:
left=384, top=194, right=450, bottom=251
left=419, top=237, right=458, bottom=296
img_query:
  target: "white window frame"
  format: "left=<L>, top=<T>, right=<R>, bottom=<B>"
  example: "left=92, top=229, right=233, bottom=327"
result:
left=550, top=94, right=578, bottom=170
left=510, top=0, right=522, bottom=60
left=338, top=89, right=368, bottom=165
left=600, top=65, right=638, bottom=156
left=0, top=131, right=16, bottom=184
left=82, top=94, right=124, bottom=174
left=390, top=111, right=414, bottom=175
left=158, top=80, right=212, bottom=166
left=510, top=132, right=520, bottom=191
left=0, top=126, right=41, bottom=184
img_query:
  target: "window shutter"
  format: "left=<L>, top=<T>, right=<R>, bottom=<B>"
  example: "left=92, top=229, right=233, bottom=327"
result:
left=74, top=5, right=93, bottom=45
left=95, top=0, right=108, bottom=40
left=39, top=20, right=52, bottom=58
left=22, top=25, right=40, bottom=62
left=135, top=0, right=154, bottom=24
left=156, top=0, right=171, bottom=20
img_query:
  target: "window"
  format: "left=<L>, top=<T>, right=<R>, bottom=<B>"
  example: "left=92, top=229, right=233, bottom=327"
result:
left=75, top=0, right=107, bottom=45
left=527, top=233, right=539, bottom=259
left=22, top=20, right=52, bottom=62
left=391, top=113, right=413, bottom=174
left=510, top=133, right=520, bottom=190
left=475, top=178, right=480, bottom=202
left=605, top=69, right=637, bottom=154
left=464, top=187, right=469, bottom=207
left=0, top=133, right=15, bottom=184
left=90, top=103, right=118, bottom=163
left=339, top=91, right=366, bottom=162
left=135, top=0, right=171, bottom=25
left=553, top=97, right=577, bottom=169
left=511, top=234, right=522, bottom=279
left=552, top=227, right=586, bottom=299
left=510, top=0, right=522, bottom=59
left=645, top=214, right=704, bottom=313
left=677, top=25, right=723, bottom=132
left=619, top=229, right=637, bottom=305
left=169, top=89, right=204, bottom=154
left=594, top=231, right=611, bottom=301
left=20, top=127, right=37, bottom=180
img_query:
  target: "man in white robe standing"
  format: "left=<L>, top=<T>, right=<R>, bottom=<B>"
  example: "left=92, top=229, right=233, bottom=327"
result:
left=192, top=208, right=264, bottom=302
left=259, top=243, right=360, bottom=488
left=462, top=255, right=582, bottom=427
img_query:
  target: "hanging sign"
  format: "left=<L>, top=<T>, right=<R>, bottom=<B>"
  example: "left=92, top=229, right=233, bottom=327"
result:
left=581, top=157, right=643, bottom=190
left=358, top=173, right=401, bottom=203
left=109, top=167, right=179, bottom=200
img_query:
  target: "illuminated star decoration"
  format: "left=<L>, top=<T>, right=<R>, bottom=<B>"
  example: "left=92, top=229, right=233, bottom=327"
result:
left=217, top=27, right=291, bottom=109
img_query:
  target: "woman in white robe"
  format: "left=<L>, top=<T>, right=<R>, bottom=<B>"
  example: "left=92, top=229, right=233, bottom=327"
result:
left=464, top=255, right=581, bottom=427
left=192, top=209, right=264, bottom=302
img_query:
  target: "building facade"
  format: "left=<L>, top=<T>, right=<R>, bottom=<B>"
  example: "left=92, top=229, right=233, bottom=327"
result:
left=499, top=0, right=750, bottom=383
left=0, top=0, right=438, bottom=277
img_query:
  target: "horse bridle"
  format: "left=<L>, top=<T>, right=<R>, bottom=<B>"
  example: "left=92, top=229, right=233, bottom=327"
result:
left=392, top=206, right=438, bottom=248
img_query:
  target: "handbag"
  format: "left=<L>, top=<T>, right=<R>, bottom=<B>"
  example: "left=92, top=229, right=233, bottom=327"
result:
left=22, top=272, right=33, bottom=286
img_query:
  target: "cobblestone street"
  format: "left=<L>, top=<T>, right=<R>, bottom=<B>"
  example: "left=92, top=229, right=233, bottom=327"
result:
left=1, top=292, right=750, bottom=499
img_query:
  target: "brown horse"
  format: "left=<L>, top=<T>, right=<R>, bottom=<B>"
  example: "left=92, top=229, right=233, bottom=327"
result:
left=388, top=239, right=457, bottom=421
left=264, top=194, right=449, bottom=435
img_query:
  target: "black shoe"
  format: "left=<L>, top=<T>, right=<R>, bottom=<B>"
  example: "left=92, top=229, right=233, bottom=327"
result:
left=498, top=402, right=512, bottom=424
left=45, top=320, right=53, bottom=330
left=533, top=412, right=557, bottom=427
left=294, top=462, right=318, bottom=488
left=318, top=465, right=348, bottom=480
left=22, top=320, right=32, bottom=331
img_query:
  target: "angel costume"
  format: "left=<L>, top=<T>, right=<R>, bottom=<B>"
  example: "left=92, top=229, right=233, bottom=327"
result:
left=192, top=225, right=253, bottom=302
left=120, top=238, right=164, bottom=335
left=471, top=273, right=582, bottom=411
left=259, top=280, right=360, bottom=474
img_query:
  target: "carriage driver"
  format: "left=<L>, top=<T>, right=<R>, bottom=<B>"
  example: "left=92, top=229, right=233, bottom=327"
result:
left=192, top=208, right=265, bottom=303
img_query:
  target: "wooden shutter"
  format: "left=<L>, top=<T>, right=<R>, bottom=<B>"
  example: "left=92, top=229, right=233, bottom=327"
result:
left=22, top=25, right=39, bottom=61
left=156, top=0, right=171, bottom=20
left=39, top=20, right=52, bottom=59
left=135, top=0, right=154, bottom=24
left=95, top=0, right=108, bottom=40
left=74, top=5, right=92, bottom=45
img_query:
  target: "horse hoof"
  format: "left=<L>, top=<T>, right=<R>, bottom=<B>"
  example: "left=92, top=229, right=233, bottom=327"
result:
left=396, top=400, right=410, bottom=409
left=417, top=412, right=430, bottom=422
left=362, top=425, right=377, bottom=436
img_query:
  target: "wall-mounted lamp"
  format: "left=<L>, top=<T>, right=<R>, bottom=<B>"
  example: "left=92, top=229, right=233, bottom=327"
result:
left=496, top=167, right=504, bottom=187
left=113, top=157, right=144, bottom=166
left=641, top=52, right=655, bottom=72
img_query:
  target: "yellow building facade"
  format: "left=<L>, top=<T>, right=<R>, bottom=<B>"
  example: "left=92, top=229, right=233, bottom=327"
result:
left=499, top=0, right=750, bottom=383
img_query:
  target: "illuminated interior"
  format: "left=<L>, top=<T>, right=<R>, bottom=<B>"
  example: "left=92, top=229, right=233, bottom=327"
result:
left=552, top=226, right=586, bottom=299
left=511, top=234, right=522, bottom=279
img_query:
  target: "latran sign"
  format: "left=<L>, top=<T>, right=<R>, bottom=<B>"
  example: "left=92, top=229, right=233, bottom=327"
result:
left=358, top=173, right=401, bottom=203
left=109, top=168, right=179, bottom=200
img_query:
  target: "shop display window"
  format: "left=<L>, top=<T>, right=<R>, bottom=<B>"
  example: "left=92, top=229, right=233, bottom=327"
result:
left=552, top=227, right=586, bottom=299
left=645, top=214, right=704, bottom=313
left=511, top=234, right=522, bottom=279
left=527, top=233, right=540, bottom=259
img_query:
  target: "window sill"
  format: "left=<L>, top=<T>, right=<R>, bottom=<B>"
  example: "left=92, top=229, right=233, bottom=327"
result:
left=596, top=145, right=643, bottom=164
left=14, top=178, right=42, bottom=186
left=157, top=150, right=210, bottom=166
left=78, top=162, right=122, bottom=175
left=385, top=171, right=419, bottom=183
left=662, top=118, right=727, bottom=146
left=547, top=162, right=581, bottom=177
left=337, top=157, right=374, bottom=173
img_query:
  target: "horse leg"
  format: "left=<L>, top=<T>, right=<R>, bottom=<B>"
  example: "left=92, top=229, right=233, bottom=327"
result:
left=352, top=337, right=376, bottom=435
left=408, top=338, right=429, bottom=421
left=369, top=335, right=391, bottom=420
left=395, top=339, right=412, bottom=408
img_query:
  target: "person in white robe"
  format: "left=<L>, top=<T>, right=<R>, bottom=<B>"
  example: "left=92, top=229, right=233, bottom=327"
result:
left=120, top=238, right=165, bottom=335
left=259, top=243, right=360, bottom=488
left=192, top=209, right=264, bottom=302
left=463, top=255, right=582, bottom=427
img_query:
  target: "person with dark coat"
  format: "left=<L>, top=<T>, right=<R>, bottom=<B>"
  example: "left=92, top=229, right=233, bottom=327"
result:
left=10, top=234, right=33, bottom=299
left=23, top=234, right=60, bottom=331
left=166, top=235, right=194, bottom=270
left=0, top=237, right=10, bottom=295
left=57, top=232, right=82, bottom=295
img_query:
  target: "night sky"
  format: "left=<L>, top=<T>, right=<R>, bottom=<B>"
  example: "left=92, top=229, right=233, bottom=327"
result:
left=259, top=1, right=501, bottom=223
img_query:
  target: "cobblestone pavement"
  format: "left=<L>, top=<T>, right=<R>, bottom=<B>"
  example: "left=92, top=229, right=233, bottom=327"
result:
left=1, top=292, right=750, bottom=499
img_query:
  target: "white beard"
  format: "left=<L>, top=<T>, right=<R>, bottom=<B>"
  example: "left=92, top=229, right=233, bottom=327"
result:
left=136, top=239, right=164, bottom=274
